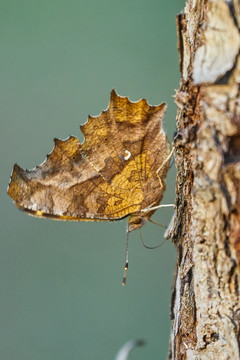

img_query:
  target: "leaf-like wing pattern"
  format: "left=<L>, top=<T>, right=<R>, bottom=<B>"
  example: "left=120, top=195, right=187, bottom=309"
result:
left=8, top=90, right=171, bottom=231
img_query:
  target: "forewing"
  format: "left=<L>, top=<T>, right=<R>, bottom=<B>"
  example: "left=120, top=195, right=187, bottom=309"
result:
left=8, top=91, right=170, bottom=221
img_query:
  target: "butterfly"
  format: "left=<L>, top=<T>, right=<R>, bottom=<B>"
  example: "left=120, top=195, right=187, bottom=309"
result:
left=8, top=90, right=172, bottom=284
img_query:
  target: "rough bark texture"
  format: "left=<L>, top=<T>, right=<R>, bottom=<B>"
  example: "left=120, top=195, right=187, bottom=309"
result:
left=168, top=1, right=240, bottom=359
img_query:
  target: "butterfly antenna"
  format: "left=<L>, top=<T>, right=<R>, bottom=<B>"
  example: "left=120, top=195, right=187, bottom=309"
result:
left=122, top=230, right=130, bottom=286
left=139, top=227, right=168, bottom=249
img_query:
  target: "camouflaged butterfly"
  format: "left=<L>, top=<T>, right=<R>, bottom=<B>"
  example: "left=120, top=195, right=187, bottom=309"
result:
left=8, top=90, right=171, bottom=233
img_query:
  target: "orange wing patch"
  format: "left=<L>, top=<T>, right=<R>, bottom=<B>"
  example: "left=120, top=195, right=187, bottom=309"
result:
left=8, top=90, right=171, bottom=232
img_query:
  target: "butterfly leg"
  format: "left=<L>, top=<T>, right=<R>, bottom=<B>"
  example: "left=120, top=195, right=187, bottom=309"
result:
left=156, top=146, right=174, bottom=189
left=142, top=203, right=175, bottom=212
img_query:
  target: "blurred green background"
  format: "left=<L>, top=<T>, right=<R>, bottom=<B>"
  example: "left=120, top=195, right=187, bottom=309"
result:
left=1, top=1, right=185, bottom=359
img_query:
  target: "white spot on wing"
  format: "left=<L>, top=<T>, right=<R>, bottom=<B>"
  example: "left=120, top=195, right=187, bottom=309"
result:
left=124, top=150, right=131, bottom=161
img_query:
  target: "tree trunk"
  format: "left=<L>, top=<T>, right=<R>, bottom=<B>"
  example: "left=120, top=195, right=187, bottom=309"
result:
left=168, top=1, right=240, bottom=359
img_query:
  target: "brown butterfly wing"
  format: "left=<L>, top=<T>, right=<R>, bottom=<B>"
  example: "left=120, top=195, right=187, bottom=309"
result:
left=8, top=90, right=170, bottom=224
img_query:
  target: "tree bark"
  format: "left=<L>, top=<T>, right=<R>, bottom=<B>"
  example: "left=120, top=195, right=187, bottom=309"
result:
left=168, top=1, right=240, bottom=359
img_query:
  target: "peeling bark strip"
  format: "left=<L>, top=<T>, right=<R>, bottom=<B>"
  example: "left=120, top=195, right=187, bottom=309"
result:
left=169, top=1, right=240, bottom=359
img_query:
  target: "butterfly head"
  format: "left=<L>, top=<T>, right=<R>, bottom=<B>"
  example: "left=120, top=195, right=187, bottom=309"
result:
left=127, top=214, right=148, bottom=232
